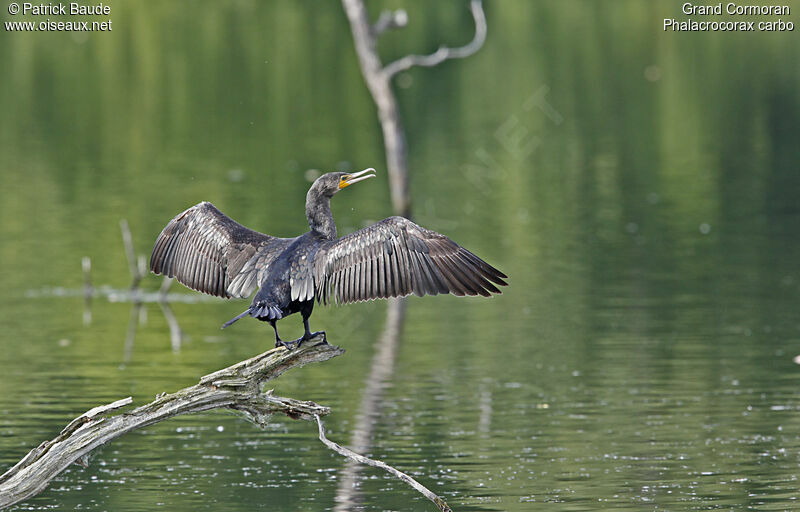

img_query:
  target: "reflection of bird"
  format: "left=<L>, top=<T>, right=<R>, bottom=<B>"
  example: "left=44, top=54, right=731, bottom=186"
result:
left=150, top=169, right=507, bottom=348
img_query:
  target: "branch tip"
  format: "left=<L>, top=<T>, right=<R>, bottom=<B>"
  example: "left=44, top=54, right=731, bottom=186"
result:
left=383, top=0, right=486, bottom=79
left=315, top=415, right=452, bottom=512
left=374, top=9, right=408, bottom=35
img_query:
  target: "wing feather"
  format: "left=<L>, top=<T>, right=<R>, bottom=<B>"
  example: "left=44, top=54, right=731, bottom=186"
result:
left=368, top=255, right=377, bottom=299
left=376, top=250, right=386, bottom=298
left=395, top=229, right=412, bottom=295
left=409, top=247, right=430, bottom=296
left=314, top=216, right=507, bottom=304
left=150, top=202, right=292, bottom=298
left=347, top=264, right=354, bottom=303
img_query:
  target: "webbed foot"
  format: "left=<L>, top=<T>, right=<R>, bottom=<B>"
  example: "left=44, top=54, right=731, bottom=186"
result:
left=278, top=331, right=327, bottom=350
left=310, top=331, right=327, bottom=344
left=275, top=339, right=301, bottom=350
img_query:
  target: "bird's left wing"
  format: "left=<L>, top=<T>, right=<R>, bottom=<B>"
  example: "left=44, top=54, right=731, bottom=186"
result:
left=313, top=216, right=507, bottom=305
left=150, top=202, right=292, bottom=298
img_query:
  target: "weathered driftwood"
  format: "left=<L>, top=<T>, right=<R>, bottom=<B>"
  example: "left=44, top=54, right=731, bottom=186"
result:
left=0, top=338, right=341, bottom=510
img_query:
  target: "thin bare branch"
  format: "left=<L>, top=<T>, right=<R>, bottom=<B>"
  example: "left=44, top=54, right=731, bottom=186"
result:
left=383, top=0, right=486, bottom=79
left=119, top=219, right=143, bottom=289
left=373, top=9, right=408, bottom=36
left=316, top=414, right=452, bottom=512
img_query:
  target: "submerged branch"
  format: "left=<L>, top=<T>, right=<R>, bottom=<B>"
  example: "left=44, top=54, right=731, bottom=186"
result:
left=0, top=338, right=341, bottom=510
left=316, top=414, right=451, bottom=512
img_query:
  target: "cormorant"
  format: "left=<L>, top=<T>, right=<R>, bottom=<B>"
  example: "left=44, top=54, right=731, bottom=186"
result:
left=150, top=169, right=507, bottom=348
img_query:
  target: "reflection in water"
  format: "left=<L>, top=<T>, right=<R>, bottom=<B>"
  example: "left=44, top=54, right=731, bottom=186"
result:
left=476, top=385, right=492, bottom=435
left=122, top=303, right=144, bottom=366
left=157, top=278, right=184, bottom=353
left=0, top=2, right=799, bottom=510
left=33, top=219, right=189, bottom=365
left=334, top=0, right=485, bottom=505
left=118, top=278, right=184, bottom=364
left=82, top=257, right=92, bottom=326
left=334, top=298, right=407, bottom=511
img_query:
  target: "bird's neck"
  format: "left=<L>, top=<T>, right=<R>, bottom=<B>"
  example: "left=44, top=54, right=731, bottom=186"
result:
left=306, top=189, right=337, bottom=240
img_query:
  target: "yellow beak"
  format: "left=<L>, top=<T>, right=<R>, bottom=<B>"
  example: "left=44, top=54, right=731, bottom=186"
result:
left=339, top=168, right=376, bottom=189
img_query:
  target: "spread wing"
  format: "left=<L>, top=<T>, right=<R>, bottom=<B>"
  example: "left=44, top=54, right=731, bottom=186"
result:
left=150, top=202, right=292, bottom=298
left=313, top=216, right=507, bottom=305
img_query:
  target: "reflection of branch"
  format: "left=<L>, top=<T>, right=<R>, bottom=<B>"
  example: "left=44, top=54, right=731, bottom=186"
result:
left=316, top=414, right=451, bottom=512
left=82, top=257, right=92, bottom=326
left=158, top=277, right=184, bottom=352
left=119, top=221, right=185, bottom=353
left=383, top=0, right=487, bottom=79
left=334, top=299, right=406, bottom=510
left=0, top=339, right=341, bottom=509
left=122, top=302, right=141, bottom=365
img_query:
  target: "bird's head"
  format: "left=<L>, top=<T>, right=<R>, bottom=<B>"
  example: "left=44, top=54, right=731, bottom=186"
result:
left=311, top=168, right=376, bottom=198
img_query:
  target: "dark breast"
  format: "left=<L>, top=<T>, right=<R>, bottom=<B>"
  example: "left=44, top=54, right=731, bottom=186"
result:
left=253, top=232, right=324, bottom=308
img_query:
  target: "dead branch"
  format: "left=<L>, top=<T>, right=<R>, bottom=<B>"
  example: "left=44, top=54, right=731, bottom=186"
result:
left=373, top=9, right=408, bottom=36
left=316, top=414, right=451, bottom=512
left=338, top=1, right=486, bottom=508
left=119, top=219, right=144, bottom=290
left=342, top=0, right=411, bottom=217
left=0, top=338, right=341, bottom=510
left=341, top=0, right=487, bottom=218
left=383, top=0, right=487, bottom=79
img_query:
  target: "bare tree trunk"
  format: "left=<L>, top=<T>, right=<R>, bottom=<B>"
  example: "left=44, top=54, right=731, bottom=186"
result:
left=339, top=1, right=486, bottom=508
left=341, top=0, right=410, bottom=218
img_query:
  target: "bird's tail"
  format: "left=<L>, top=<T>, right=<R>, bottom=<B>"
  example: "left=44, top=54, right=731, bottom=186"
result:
left=221, top=308, right=252, bottom=329
left=221, top=303, right=283, bottom=329
left=251, top=303, right=283, bottom=320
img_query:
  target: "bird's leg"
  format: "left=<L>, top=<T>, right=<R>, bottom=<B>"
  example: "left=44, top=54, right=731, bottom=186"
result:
left=301, top=315, right=326, bottom=344
left=282, top=314, right=326, bottom=350
left=270, top=320, right=287, bottom=349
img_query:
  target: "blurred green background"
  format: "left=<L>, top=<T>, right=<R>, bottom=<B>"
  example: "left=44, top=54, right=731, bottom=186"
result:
left=1, top=1, right=799, bottom=510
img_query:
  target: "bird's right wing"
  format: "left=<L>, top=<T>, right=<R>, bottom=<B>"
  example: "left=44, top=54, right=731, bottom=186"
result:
left=150, top=202, right=292, bottom=298
left=313, top=216, right=508, bottom=305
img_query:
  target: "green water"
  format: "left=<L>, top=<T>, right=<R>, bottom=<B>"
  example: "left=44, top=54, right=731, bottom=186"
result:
left=1, top=1, right=799, bottom=510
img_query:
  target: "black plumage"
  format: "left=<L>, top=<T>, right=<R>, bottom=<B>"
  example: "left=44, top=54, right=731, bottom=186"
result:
left=150, top=169, right=508, bottom=348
